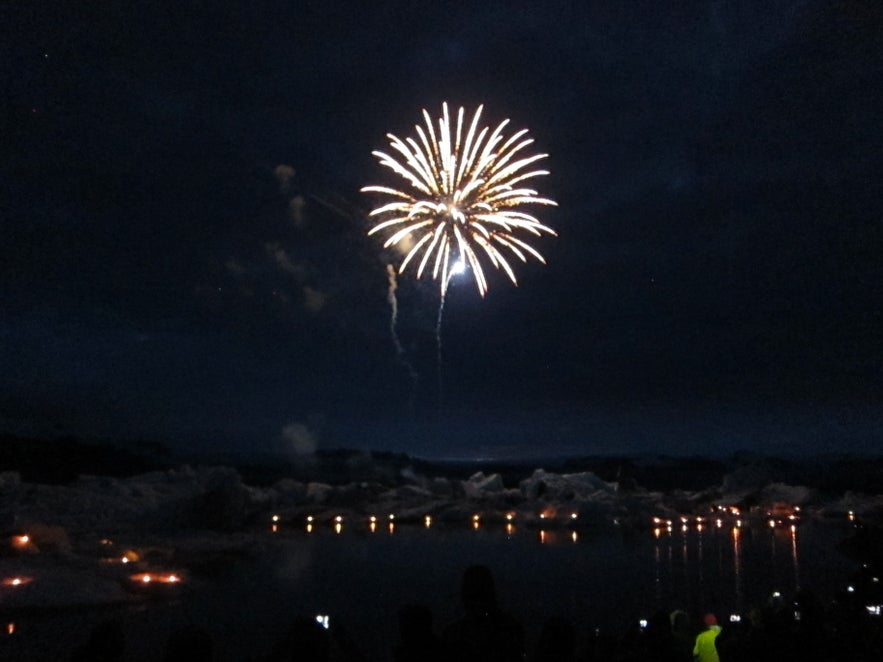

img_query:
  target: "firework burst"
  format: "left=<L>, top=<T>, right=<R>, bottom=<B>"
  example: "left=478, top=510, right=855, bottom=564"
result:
left=362, top=103, right=557, bottom=296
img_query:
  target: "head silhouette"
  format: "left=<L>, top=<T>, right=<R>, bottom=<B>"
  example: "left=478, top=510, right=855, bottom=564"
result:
left=460, top=564, right=497, bottom=614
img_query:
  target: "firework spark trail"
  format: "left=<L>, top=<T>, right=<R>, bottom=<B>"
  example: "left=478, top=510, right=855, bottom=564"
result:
left=363, top=103, right=557, bottom=297
left=385, top=264, right=418, bottom=396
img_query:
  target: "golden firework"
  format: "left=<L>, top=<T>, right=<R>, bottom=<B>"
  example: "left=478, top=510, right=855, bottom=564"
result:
left=362, top=103, right=557, bottom=296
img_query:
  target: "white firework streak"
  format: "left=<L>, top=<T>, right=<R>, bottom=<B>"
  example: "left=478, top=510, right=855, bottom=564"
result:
left=362, top=103, right=557, bottom=296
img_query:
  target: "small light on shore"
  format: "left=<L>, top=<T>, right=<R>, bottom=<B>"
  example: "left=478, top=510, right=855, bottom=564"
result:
left=6, top=623, right=14, bottom=635
left=388, top=514, right=395, bottom=521
left=13, top=535, right=30, bottom=547
left=334, top=515, right=343, bottom=523
left=3, top=577, right=32, bottom=587
left=506, top=513, right=515, bottom=521
left=131, top=573, right=181, bottom=585
left=424, top=515, right=432, bottom=528
left=571, top=513, right=578, bottom=520
left=306, top=516, right=314, bottom=523
left=472, top=514, right=480, bottom=522
left=369, top=516, right=377, bottom=523
left=769, top=519, right=776, bottom=528
left=272, top=515, right=280, bottom=522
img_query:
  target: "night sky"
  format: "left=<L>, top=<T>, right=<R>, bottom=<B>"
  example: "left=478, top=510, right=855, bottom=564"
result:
left=3, top=1, right=881, bottom=459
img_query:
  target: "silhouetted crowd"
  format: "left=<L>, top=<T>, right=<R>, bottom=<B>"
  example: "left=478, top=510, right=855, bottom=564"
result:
left=67, top=563, right=883, bottom=661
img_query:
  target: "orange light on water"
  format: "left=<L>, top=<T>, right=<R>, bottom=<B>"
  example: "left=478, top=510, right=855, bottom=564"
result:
left=131, top=573, right=181, bottom=585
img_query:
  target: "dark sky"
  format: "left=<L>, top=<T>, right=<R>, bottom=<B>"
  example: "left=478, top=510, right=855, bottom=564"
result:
left=3, top=1, right=881, bottom=459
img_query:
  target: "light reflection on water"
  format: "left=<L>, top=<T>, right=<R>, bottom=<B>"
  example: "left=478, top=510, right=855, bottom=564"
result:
left=0, top=519, right=857, bottom=662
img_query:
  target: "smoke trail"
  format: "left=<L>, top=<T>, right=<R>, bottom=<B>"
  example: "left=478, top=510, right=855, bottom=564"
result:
left=435, top=290, right=447, bottom=417
left=435, top=265, right=459, bottom=418
left=386, top=264, right=418, bottom=394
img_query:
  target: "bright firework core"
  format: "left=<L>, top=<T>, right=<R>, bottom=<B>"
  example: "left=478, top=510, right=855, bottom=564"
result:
left=363, top=103, right=557, bottom=296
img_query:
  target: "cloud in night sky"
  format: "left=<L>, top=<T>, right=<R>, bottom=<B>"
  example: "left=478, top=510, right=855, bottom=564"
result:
left=281, top=422, right=318, bottom=456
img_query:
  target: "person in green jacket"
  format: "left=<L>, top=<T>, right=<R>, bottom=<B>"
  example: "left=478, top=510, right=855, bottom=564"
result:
left=693, top=613, right=722, bottom=662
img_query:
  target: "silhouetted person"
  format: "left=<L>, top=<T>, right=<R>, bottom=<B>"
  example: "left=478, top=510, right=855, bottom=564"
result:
left=669, top=610, right=694, bottom=662
left=442, top=564, right=524, bottom=662
left=394, top=603, right=445, bottom=662
left=642, top=609, right=677, bottom=662
left=164, top=624, right=214, bottom=661
left=531, top=615, right=575, bottom=662
left=265, top=616, right=330, bottom=662
left=70, top=620, right=125, bottom=662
